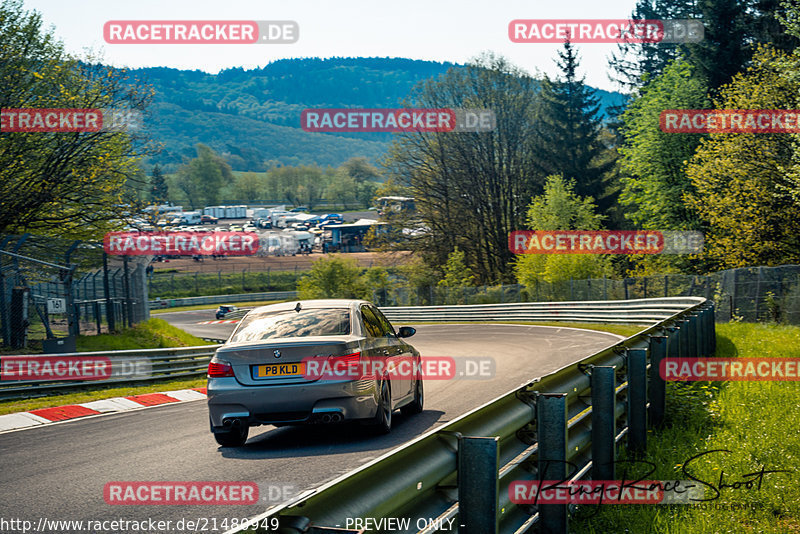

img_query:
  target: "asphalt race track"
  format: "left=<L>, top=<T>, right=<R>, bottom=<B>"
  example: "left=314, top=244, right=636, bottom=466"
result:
left=0, top=314, right=625, bottom=532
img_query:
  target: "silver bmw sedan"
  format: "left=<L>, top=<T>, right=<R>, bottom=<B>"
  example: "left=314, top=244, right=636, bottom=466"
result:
left=207, top=299, right=423, bottom=446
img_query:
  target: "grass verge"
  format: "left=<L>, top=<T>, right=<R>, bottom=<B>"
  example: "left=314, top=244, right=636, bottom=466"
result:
left=573, top=322, right=800, bottom=534
left=75, top=318, right=214, bottom=351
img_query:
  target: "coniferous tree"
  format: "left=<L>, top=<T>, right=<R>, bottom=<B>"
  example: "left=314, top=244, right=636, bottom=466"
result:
left=534, top=40, right=615, bottom=204
left=609, top=0, right=799, bottom=90
left=149, top=164, right=169, bottom=204
left=608, top=0, right=696, bottom=89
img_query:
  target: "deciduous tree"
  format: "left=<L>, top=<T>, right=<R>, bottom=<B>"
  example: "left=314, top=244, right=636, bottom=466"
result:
left=0, top=0, right=153, bottom=238
left=385, top=52, right=542, bottom=284
left=514, top=175, right=610, bottom=286
left=684, top=46, right=800, bottom=268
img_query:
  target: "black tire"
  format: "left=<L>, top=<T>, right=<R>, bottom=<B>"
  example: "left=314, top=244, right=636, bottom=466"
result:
left=369, top=380, right=392, bottom=434
left=213, top=424, right=249, bottom=447
left=401, top=376, right=424, bottom=415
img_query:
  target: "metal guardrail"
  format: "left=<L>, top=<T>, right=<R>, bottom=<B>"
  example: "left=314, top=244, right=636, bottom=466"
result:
left=0, top=345, right=220, bottom=400
left=229, top=296, right=714, bottom=534
left=378, top=297, right=703, bottom=324
left=149, top=291, right=297, bottom=309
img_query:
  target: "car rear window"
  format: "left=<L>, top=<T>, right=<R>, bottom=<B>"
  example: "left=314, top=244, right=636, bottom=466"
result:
left=229, top=308, right=351, bottom=342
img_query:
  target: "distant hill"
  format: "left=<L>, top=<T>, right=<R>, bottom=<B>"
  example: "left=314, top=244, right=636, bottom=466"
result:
left=128, top=57, right=626, bottom=171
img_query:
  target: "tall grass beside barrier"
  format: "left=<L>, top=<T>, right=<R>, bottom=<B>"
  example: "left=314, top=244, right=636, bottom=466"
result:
left=75, top=318, right=214, bottom=351
left=575, top=323, right=800, bottom=533
left=149, top=270, right=301, bottom=298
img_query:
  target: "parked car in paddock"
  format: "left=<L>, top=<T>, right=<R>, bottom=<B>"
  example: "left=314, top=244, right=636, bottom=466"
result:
left=207, top=299, right=423, bottom=446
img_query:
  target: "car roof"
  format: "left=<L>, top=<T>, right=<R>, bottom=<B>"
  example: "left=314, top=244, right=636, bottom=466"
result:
left=249, top=299, right=371, bottom=314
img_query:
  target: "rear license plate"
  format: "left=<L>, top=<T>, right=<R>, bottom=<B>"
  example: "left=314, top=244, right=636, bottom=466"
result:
left=255, top=363, right=305, bottom=378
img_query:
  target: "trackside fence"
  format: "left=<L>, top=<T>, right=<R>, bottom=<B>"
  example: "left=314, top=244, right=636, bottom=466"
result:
left=227, top=297, right=714, bottom=534
left=0, top=234, right=149, bottom=351
left=374, top=265, right=800, bottom=324
left=149, top=291, right=297, bottom=310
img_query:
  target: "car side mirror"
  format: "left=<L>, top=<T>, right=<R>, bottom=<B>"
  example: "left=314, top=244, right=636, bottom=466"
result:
left=397, top=326, right=416, bottom=338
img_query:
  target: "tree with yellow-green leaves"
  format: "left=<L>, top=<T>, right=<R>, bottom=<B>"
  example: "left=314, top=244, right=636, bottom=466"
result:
left=514, top=175, right=611, bottom=286
left=684, top=46, right=800, bottom=269
left=0, top=0, right=154, bottom=239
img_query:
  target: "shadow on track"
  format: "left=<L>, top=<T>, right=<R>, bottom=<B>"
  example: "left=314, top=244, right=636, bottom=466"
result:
left=217, top=410, right=445, bottom=459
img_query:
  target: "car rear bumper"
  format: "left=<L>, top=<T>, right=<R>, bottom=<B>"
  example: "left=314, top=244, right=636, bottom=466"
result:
left=207, top=377, right=379, bottom=429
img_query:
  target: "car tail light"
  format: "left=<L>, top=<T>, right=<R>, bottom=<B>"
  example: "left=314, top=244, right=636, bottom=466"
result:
left=328, top=351, right=365, bottom=379
left=208, top=358, right=234, bottom=378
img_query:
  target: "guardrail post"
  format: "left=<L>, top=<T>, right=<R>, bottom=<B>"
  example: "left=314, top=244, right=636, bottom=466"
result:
left=706, top=305, right=715, bottom=356
left=648, top=336, right=667, bottom=427
left=709, top=303, right=716, bottom=355
left=458, top=436, right=499, bottom=534
left=537, top=393, right=568, bottom=533
left=699, top=308, right=711, bottom=357
left=94, top=301, right=101, bottom=334
left=679, top=318, right=689, bottom=360
left=667, top=326, right=680, bottom=360
left=687, top=314, right=698, bottom=358
left=627, top=348, right=648, bottom=453
left=695, top=311, right=705, bottom=357
left=591, top=366, right=616, bottom=481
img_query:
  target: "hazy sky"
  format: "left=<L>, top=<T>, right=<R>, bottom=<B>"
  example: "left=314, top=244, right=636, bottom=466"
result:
left=22, top=0, right=641, bottom=92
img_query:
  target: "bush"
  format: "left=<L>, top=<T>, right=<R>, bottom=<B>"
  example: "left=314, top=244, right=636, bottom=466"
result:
left=297, top=255, right=369, bottom=299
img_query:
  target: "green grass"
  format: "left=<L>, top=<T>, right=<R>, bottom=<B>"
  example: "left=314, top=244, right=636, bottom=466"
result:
left=148, top=270, right=301, bottom=298
left=0, top=376, right=207, bottom=416
left=573, top=322, right=800, bottom=534
left=75, top=318, right=214, bottom=352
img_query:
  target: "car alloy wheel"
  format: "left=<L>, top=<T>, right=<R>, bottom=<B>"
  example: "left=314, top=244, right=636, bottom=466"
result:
left=401, top=377, right=424, bottom=415
left=370, top=380, right=392, bottom=434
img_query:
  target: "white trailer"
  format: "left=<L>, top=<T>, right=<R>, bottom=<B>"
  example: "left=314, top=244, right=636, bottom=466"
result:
left=204, top=206, right=227, bottom=218
left=225, top=205, right=247, bottom=219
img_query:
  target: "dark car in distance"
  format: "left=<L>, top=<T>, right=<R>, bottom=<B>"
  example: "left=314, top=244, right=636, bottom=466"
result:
left=215, top=305, right=238, bottom=319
